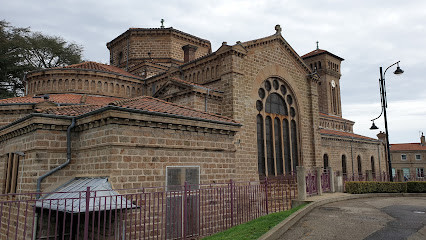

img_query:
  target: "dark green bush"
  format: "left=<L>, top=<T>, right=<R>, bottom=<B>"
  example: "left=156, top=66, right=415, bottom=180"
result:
left=406, top=181, right=426, bottom=193
left=345, top=181, right=407, bottom=194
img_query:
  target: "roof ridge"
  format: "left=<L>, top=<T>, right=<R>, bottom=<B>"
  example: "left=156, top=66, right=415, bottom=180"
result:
left=38, top=103, right=103, bottom=112
left=320, top=128, right=377, bottom=141
left=109, top=96, right=147, bottom=106
left=169, top=77, right=221, bottom=92
left=60, top=61, right=143, bottom=79
left=144, top=96, right=235, bottom=121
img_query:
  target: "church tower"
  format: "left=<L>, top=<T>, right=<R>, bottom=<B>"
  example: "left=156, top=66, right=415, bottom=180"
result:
left=302, top=43, right=344, bottom=117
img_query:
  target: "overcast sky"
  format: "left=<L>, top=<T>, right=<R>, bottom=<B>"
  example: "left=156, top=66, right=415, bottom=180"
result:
left=2, top=0, right=425, bottom=144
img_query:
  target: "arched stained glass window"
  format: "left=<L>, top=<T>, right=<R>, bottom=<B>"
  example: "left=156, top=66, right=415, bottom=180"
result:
left=265, top=93, right=288, bottom=115
left=256, top=77, right=299, bottom=176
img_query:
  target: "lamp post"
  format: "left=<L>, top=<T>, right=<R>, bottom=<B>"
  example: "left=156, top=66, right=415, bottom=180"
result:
left=370, top=61, right=404, bottom=182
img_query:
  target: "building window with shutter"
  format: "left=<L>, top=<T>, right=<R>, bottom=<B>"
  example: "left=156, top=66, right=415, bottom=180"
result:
left=4, top=153, right=21, bottom=194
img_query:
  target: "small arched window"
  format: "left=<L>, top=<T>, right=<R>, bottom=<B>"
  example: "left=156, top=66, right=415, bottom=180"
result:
left=357, top=155, right=362, bottom=175
left=371, top=156, right=375, bottom=173
left=342, top=155, right=347, bottom=175
left=323, top=154, right=329, bottom=169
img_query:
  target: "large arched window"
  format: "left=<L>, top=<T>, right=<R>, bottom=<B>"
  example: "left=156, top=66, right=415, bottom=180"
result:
left=256, top=77, right=299, bottom=176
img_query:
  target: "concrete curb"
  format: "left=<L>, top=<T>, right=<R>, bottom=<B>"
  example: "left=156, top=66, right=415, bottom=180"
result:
left=258, top=193, right=426, bottom=240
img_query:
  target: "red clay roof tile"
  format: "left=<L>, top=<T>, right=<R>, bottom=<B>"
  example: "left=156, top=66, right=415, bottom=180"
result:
left=42, top=105, right=104, bottom=116
left=320, top=129, right=377, bottom=141
left=0, top=94, right=120, bottom=105
left=110, top=96, right=238, bottom=124
left=61, top=61, right=143, bottom=79
left=169, top=77, right=221, bottom=92
left=319, top=113, right=354, bottom=123
left=301, top=49, right=344, bottom=61
left=390, top=143, right=426, bottom=151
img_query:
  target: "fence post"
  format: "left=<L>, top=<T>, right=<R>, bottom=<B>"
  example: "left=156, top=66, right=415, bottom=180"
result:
left=329, top=167, right=335, bottom=192
left=229, top=179, right=234, bottom=227
left=316, top=167, right=323, bottom=196
left=397, top=170, right=404, bottom=182
left=296, top=166, right=306, bottom=201
left=264, top=177, right=269, bottom=214
left=365, top=170, right=372, bottom=181
left=183, top=181, right=188, bottom=239
left=83, top=186, right=90, bottom=240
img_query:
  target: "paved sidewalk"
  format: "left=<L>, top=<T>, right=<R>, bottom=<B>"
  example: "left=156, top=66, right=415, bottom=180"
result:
left=259, top=193, right=426, bottom=240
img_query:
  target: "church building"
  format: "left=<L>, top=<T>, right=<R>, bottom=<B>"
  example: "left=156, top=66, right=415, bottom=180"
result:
left=0, top=24, right=385, bottom=195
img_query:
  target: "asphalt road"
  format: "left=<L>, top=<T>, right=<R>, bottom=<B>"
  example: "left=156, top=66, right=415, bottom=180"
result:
left=279, top=197, right=426, bottom=240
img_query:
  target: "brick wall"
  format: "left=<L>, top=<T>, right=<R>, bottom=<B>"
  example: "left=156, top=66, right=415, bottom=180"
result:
left=218, top=40, right=319, bottom=180
left=26, top=69, right=143, bottom=98
left=0, top=110, right=239, bottom=194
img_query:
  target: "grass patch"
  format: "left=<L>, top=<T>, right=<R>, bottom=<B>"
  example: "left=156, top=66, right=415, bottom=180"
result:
left=202, top=203, right=307, bottom=240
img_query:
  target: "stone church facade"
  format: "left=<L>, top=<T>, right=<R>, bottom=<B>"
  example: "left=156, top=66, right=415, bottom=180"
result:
left=0, top=25, right=386, bottom=195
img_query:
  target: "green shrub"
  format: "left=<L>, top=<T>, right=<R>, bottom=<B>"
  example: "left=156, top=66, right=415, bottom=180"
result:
left=345, top=181, right=407, bottom=194
left=407, top=181, right=426, bottom=193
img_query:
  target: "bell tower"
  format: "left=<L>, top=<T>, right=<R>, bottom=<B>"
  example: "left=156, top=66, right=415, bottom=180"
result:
left=302, top=43, right=344, bottom=117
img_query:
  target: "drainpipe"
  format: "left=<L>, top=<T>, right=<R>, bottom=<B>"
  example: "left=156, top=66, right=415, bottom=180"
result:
left=36, top=117, right=76, bottom=197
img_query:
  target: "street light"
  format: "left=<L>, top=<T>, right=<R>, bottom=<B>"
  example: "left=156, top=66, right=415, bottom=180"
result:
left=370, top=61, right=404, bottom=182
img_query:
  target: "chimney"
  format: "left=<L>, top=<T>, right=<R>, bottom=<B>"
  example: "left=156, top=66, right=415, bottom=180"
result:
left=421, top=132, right=425, bottom=146
left=182, top=44, right=198, bottom=63
left=377, top=131, right=386, bottom=142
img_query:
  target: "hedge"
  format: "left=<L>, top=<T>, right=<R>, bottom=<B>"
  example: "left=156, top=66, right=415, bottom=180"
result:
left=345, top=181, right=407, bottom=194
left=406, top=181, right=426, bottom=193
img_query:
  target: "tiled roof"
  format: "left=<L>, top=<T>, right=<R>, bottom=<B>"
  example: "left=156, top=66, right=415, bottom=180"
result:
left=319, top=113, right=354, bottom=123
left=41, top=105, right=103, bottom=116
left=320, top=129, right=377, bottom=141
left=301, top=49, right=344, bottom=61
left=0, top=94, right=120, bottom=106
left=169, top=77, right=222, bottom=92
left=390, top=143, right=426, bottom=151
left=107, top=27, right=211, bottom=47
left=110, top=96, right=238, bottom=124
left=61, top=61, right=143, bottom=79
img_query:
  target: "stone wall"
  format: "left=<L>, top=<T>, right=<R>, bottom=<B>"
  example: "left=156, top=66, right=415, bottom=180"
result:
left=321, top=135, right=386, bottom=176
left=0, top=106, right=33, bottom=127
